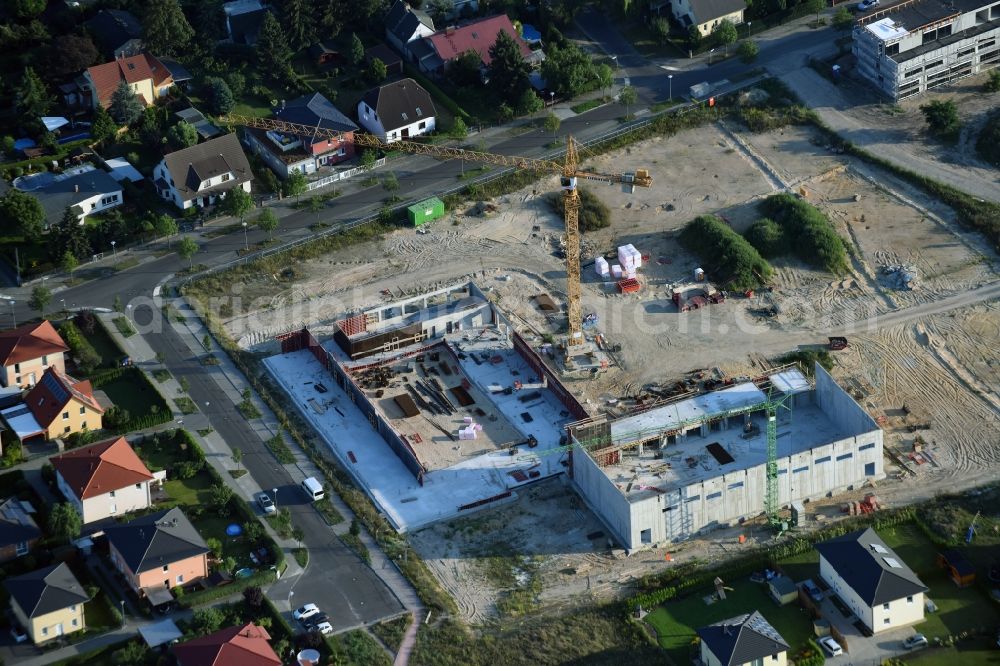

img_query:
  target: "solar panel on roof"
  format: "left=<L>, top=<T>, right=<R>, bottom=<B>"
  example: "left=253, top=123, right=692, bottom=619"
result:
left=870, top=543, right=888, bottom=553
left=884, top=557, right=902, bottom=568
left=42, top=372, right=69, bottom=403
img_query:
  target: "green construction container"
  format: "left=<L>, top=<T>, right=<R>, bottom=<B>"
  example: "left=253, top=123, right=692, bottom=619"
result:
left=407, top=197, right=445, bottom=227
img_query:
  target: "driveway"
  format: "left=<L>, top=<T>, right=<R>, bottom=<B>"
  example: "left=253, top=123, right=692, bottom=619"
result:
left=815, top=592, right=919, bottom=664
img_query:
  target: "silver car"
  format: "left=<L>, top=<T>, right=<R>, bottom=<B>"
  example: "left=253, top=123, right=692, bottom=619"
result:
left=256, top=492, right=276, bottom=514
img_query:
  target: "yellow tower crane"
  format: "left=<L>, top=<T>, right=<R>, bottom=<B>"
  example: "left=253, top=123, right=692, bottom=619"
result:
left=221, top=114, right=652, bottom=349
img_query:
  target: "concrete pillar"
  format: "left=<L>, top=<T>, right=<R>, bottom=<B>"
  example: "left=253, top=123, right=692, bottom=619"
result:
left=700, top=423, right=709, bottom=437
left=638, top=442, right=643, bottom=456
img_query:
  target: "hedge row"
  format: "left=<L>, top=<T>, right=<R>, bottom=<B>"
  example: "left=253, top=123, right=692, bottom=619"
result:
left=59, top=321, right=101, bottom=374
left=177, top=569, right=276, bottom=608
left=628, top=506, right=917, bottom=610
left=678, top=215, right=773, bottom=291
left=756, top=193, right=850, bottom=274
left=90, top=367, right=172, bottom=433
left=403, top=64, right=471, bottom=121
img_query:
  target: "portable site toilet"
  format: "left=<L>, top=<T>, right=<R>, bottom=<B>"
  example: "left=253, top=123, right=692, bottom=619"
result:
left=407, top=197, right=445, bottom=227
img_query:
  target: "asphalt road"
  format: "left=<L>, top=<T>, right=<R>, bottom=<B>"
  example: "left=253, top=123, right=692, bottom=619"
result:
left=149, top=312, right=402, bottom=626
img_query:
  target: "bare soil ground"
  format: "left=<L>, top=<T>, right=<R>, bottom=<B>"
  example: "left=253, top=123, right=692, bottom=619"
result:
left=219, top=120, right=1000, bottom=624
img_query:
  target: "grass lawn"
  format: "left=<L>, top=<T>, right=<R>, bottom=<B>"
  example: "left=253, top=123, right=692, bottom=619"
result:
left=192, top=513, right=256, bottom=566
left=615, top=19, right=688, bottom=59
left=96, top=369, right=165, bottom=420
left=162, top=470, right=215, bottom=507
left=645, top=576, right=815, bottom=663
left=83, top=594, right=119, bottom=630
left=86, top=320, right=125, bottom=368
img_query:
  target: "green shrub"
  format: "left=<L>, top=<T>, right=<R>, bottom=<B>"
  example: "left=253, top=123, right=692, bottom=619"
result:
left=976, top=110, right=1000, bottom=167
left=59, top=321, right=101, bottom=374
left=549, top=188, right=611, bottom=232
left=744, top=217, right=788, bottom=257
left=678, top=215, right=773, bottom=290
left=757, top=193, right=849, bottom=273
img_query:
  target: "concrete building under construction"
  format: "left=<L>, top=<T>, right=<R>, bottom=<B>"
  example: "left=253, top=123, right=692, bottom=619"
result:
left=567, top=366, right=885, bottom=551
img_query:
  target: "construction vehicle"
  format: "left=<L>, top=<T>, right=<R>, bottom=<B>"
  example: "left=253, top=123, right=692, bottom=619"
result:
left=828, top=336, right=848, bottom=351
left=220, top=114, right=652, bottom=351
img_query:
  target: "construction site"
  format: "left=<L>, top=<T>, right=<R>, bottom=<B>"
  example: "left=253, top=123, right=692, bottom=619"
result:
left=210, top=107, right=1000, bottom=620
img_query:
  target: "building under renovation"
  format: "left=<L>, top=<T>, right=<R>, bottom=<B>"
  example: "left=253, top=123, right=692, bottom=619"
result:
left=568, top=366, right=884, bottom=551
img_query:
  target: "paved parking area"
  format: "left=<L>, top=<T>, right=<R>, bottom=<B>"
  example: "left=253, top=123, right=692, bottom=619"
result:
left=815, top=592, right=920, bottom=664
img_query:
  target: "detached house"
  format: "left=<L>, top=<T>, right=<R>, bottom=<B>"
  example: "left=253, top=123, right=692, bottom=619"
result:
left=0, top=320, right=69, bottom=389
left=24, top=367, right=104, bottom=440
left=816, top=527, right=928, bottom=634
left=669, top=0, right=745, bottom=37
left=4, top=563, right=89, bottom=645
left=244, top=93, right=358, bottom=179
left=154, top=133, right=253, bottom=210
left=358, top=79, right=437, bottom=143
left=35, top=168, right=123, bottom=229
left=697, top=611, right=790, bottom=666
left=173, top=622, right=283, bottom=666
left=385, top=0, right=436, bottom=59
left=51, top=436, right=156, bottom=524
left=0, top=497, right=41, bottom=564
left=105, top=507, right=210, bottom=600
left=415, top=14, right=538, bottom=77
left=85, top=9, right=143, bottom=58
left=80, top=52, right=174, bottom=110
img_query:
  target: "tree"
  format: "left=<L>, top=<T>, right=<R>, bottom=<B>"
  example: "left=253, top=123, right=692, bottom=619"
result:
left=920, top=99, right=961, bottom=137
left=307, top=196, right=323, bottom=213
left=142, top=0, right=194, bottom=56
left=50, top=207, right=91, bottom=261
left=804, top=0, right=825, bottom=21
left=619, top=85, right=637, bottom=117
left=16, top=66, right=53, bottom=118
left=166, top=121, right=198, bottom=149
left=541, top=43, right=599, bottom=98
left=153, top=214, right=178, bottom=244
left=11, top=0, right=46, bottom=19
left=48, top=502, right=81, bottom=541
left=448, top=50, right=483, bottom=87
left=488, top=30, right=531, bottom=105
left=516, top=87, right=543, bottom=115
left=985, top=69, right=1000, bottom=93
left=291, top=526, right=304, bottom=546
left=282, top=0, right=316, bottom=48
left=209, top=483, right=233, bottom=514
left=111, top=640, right=148, bottom=666
left=222, top=187, right=254, bottom=223
left=50, top=34, right=99, bottom=79
left=368, top=57, right=388, bottom=82
left=205, top=77, right=235, bottom=116
left=206, top=537, right=223, bottom=558
left=714, top=20, right=738, bottom=55
left=0, top=189, right=45, bottom=242
left=349, top=32, right=364, bottom=64
left=595, top=63, right=613, bottom=98
left=91, top=106, right=118, bottom=146
left=178, top=237, right=199, bottom=265
left=61, top=251, right=78, bottom=276
left=360, top=149, right=378, bottom=171
left=283, top=170, right=307, bottom=202
left=243, top=585, right=264, bottom=609
left=650, top=16, right=670, bottom=45
left=190, top=607, right=225, bottom=636
left=231, top=447, right=243, bottom=469
left=450, top=116, right=468, bottom=139
left=382, top=171, right=399, bottom=192
left=29, top=285, right=51, bottom=315
left=832, top=6, right=854, bottom=30
left=109, top=80, right=143, bottom=126
left=257, top=208, right=279, bottom=239
left=543, top=111, right=561, bottom=135
left=256, top=11, right=292, bottom=74
left=688, top=24, right=702, bottom=48
left=738, top=40, right=760, bottom=64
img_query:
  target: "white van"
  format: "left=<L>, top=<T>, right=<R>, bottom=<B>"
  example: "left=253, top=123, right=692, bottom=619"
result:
left=300, top=476, right=324, bottom=502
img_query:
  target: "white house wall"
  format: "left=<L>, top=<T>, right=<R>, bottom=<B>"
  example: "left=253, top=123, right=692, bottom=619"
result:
left=357, top=100, right=436, bottom=143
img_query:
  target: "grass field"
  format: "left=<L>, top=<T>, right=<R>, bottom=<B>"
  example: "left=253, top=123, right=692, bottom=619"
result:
left=96, top=370, right=165, bottom=420
left=86, top=320, right=125, bottom=368
left=644, top=576, right=815, bottom=663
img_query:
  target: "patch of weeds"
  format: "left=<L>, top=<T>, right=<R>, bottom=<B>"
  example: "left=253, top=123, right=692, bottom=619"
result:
left=197, top=427, right=214, bottom=436
left=229, top=469, right=248, bottom=479
left=174, top=397, right=198, bottom=414
left=201, top=354, right=221, bottom=366
left=112, top=316, right=135, bottom=338
left=341, top=532, right=371, bottom=564
left=265, top=433, right=295, bottom=464
left=112, top=258, right=140, bottom=272
left=237, top=399, right=262, bottom=419
left=371, top=615, right=411, bottom=653
left=315, top=497, right=344, bottom=525
left=571, top=98, right=604, bottom=114
left=309, top=222, right=331, bottom=232
left=294, top=548, right=309, bottom=568
left=152, top=369, right=171, bottom=383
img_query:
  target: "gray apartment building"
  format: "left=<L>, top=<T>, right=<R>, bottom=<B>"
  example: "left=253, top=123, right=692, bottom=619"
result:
left=853, top=0, right=1000, bottom=100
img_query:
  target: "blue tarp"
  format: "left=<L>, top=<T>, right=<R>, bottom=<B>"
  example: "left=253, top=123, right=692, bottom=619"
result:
left=522, top=24, right=542, bottom=42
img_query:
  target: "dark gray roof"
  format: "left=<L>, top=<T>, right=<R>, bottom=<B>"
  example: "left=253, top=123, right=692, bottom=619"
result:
left=85, top=9, right=141, bottom=55
left=174, top=107, right=221, bottom=139
left=278, top=93, right=358, bottom=134
left=3, top=563, right=89, bottom=618
left=0, top=498, right=40, bottom=549
left=160, top=133, right=252, bottom=203
left=159, top=58, right=193, bottom=83
left=361, top=79, right=437, bottom=133
left=104, top=507, right=209, bottom=574
left=37, top=169, right=122, bottom=227
left=816, top=528, right=928, bottom=606
left=688, top=0, right=745, bottom=23
left=386, top=0, right=435, bottom=43
left=697, top=611, right=789, bottom=666
left=228, top=7, right=269, bottom=44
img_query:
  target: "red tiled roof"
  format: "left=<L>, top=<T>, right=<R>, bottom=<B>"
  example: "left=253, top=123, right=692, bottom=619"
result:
left=0, top=321, right=69, bottom=367
left=85, top=53, right=174, bottom=108
left=426, top=14, right=532, bottom=66
left=25, top=367, right=104, bottom=430
left=51, top=436, right=153, bottom=500
left=172, top=623, right=282, bottom=666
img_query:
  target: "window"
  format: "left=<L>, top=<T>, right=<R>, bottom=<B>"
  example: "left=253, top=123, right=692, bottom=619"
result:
left=793, top=465, right=809, bottom=474
left=706, top=491, right=722, bottom=500
left=865, top=462, right=876, bottom=476
left=15, top=376, right=20, bottom=384
left=884, top=617, right=891, bottom=625
left=778, top=468, right=787, bottom=475
left=135, top=483, right=142, bottom=489
left=42, top=627, right=48, bottom=636
left=81, top=422, right=86, bottom=429
left=640, top=529, right=652, bottom=544
left=907, top=596, right=914, bottom=604
left=815, top=456, right=831, bottom=464
left=42, top=355, right=48, bottom=366
left=684, top=495, right=700, bottom=503
left=64, top=426, right=71, bottom=434
left=728, top=481, right=744, bottom=490
left=80, top=406, right=85, bottom=415
left=72, top=619, right=78, bottom=627
left=70, top=605, right=76, bottom=612
left=401, top=112, right=408, bottom=121
left=221, top=173, right=230, bottom=182
left=859, top=443, right=876, bottom=451
left=176, top=574, right=184, bottom=584
left=837, top=453, right=853, bottom=461
left=15, top=541, right=28, bottom=555
left=13, top=363, right=19, bottom=373
left=883, top=602, right=890, bottom=610
left=91, top=202, right=96, bottom=210
left=62, top=411, right=69, bottom=420
left=418, top=121, right=426, bottom=129
left=109, top=490, right=116, bottom=498
left=162, top=564, right=169, bottom=572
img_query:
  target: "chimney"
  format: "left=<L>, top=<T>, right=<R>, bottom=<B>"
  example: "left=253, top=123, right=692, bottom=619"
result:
left=74, top=184, right=79, bottom=193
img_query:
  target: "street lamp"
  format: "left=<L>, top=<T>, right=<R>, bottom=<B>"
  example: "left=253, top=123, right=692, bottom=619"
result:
left=8, top=300, right=14, bottom=328
left=668, top=74, right=673, bottom=101
left=110, top=240, right=116, bottom=259
left=747, top=21, right=752, bottom=38
left=549, top=91, right=555, bottom=106
left=120, top=599, right=125, bottom=627
left=242, top=222, right=249, bottom=251
left=273, top=487, right=278, bottom=510
left=708, top=48, right=716, bottom=64
left=611, top=54, right=618, bottom=71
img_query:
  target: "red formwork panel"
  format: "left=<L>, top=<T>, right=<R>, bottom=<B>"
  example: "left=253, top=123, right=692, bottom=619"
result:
left=617, top=278, right=641, bottom=294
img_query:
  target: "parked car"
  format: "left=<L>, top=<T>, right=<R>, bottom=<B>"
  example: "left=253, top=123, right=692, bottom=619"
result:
left=304, top=613, right=329, bottom=631
left=256, top=492, right=276, bottom=514
left=314, top=621, right=333, bottom=635
left=902, top=634, right=928, bottom=650
left=857, top=0, right=880, bottom=10
left=820, top=636, right=843, bottom=657
left=293, top=603, right=320, bottom=621
left=802, top=578, right=824, bottom=603
left=9, top=624, right=27, bottom=643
